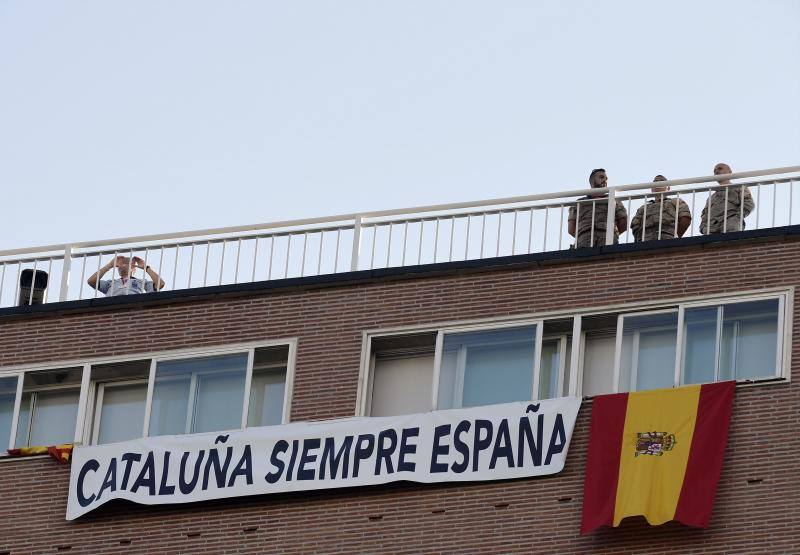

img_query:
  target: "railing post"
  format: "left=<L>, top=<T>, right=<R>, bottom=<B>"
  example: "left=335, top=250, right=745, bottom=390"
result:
left=59, top=245, right=72, bottom=302
left=605, top=188, right=617, bottom=246
left=350, top=216, right=363, bottom=271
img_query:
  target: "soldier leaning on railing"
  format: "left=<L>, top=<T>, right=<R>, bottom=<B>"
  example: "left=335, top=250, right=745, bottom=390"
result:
left=699, top=162, right=755, bottom=235
left=629, top=175, right=692, bottom=242
left=567, top=168, right=628, bottom=248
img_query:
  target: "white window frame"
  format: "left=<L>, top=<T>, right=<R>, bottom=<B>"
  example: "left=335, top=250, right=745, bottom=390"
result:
left=605, top=292, right=789, bottom=394
left=141, top=342, right=296, bottom=438
left=0, top=339, right=297, bottom=455
left=142, top=347, right=255, bottom=438
left=539, top=334, right=569, bottom=399
left=8, top=366, right=87, bottom=450
left=3, top=373, right=23, bottom=452
left=576, top=325, right=617, bottom=397
left=612, top=308, right=680, bottom=393
left=358, top=288, right=792, bottom=411
left=677, top=293, right=787, bottom=386
left=434, top=320, right=545, bottom=409
left=360, top=319, right=556, bottom=416
left=89, top=379, right=149, bottom=445
left=247, top=356, right=294, bottom=428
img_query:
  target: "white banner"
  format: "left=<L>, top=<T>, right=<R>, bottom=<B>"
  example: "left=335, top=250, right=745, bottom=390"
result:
left=67, top=397, right=581, bottom=520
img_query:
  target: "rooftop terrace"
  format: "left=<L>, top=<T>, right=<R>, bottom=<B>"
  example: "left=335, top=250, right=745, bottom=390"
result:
left=2, top=165, right=799, bottom=310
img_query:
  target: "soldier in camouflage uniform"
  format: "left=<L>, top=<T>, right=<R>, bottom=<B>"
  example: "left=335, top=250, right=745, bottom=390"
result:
left=630, top=175, right=692, bottom=242
left=568, top=169, right=628, bottom=248
left=700, top=163, right=755, bottom=235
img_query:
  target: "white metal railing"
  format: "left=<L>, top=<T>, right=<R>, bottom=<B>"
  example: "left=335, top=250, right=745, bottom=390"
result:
left=0, top=165, right=798, bottom=309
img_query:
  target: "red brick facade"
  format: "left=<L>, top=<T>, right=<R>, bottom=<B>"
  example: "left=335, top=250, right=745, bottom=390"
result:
left=0, top=235, right=798, bottom=554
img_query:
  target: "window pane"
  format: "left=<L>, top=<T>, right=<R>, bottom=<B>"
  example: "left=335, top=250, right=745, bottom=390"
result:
left=27, top=390, right=80, bottom=447
left=539, top=339, right=561, bottom=400
left=150, top=353, right=248, bottom=437
left=370, top=355, right=432, bottom=416
left=560, top=338, right=573, bottom=397
left=437, top=347, right=459, bottom=409
left=15, top=368, right=83, bottom=446
left=0, top=377, right=18, bottom=451
left=248, top=367, right=287, bottom=426
left=149, top=375, right=190, bottom=436
left=15, top=394, right=30, bottom=448
left=620, top=313, right=677, bottom=392
left=438, top=326, right=536, bottom=409
left=193, top=369, right=246, bottom=433
left=97, top=383, right=147, bottom=444
left=682, top=307, right=718, bottom=384
left=720, top=299, right=779, bottom=380
left=582, top=333, right=616, bottom=397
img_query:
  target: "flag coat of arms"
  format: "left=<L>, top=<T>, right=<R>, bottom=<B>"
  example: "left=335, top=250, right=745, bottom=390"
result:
left=581, top=381, right=735, bottom=534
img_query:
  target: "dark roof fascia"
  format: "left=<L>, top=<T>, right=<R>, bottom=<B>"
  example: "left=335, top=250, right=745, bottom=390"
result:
left=2, top=224, right=799, bottom=320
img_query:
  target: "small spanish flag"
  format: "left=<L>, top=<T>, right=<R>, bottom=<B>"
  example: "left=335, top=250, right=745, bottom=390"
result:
left=581, top=381, right=734, bottom=534
left=8, top=444, right=73, bottom=464
left=47, top=444, right=73, bottom=464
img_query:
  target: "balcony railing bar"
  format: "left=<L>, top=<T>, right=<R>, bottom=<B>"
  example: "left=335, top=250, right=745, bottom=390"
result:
left=0, top=166, right=797, bottom=308
left=4, top=225, right=356, bottom=264
left=0, top=165, right=795, bottom=260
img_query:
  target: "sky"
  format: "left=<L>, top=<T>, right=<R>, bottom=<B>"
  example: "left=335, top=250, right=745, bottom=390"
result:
left=0, top=1, right=798, bottom=251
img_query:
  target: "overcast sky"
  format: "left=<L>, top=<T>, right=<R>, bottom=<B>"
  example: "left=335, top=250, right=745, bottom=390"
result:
left=1, top=1, right=798, bottom=250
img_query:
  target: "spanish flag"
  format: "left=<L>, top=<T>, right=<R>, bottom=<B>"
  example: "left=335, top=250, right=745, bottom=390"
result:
left=581, top=381, right=734, bottom=534
left=8, top=444, right=73, bottom=464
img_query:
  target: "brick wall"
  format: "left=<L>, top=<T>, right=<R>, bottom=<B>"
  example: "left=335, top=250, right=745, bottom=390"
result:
left=0, top=236, right=798, bottom=554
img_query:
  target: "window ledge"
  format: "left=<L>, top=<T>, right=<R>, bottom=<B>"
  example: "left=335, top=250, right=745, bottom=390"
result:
left=580, top=377, right=789, bottom=403
left=0, top=453, right=50, bottom=464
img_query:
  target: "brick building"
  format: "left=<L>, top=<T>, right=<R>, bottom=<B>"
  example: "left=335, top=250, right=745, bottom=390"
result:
left=0, top=167, right=798, bottom=553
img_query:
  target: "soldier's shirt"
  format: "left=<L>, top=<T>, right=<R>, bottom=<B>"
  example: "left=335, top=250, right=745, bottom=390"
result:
left=567, top=195, right=627, bottom=248
left=700, top=186, right=755, bottom=234
left=630, top=195, right=692, bottom=242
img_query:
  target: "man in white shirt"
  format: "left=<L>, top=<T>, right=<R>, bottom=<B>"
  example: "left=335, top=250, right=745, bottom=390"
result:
left=87, top=255, right=166, bottom=296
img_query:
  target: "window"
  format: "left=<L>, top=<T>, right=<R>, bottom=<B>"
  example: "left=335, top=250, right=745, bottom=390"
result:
left=366, top=333, right=436, bottom=417
left=69, top=343, right=295, bottom=441
left=362, top=291, right=788, bottom=415
left=618, top=311, right=678, bottom=392
left=682, top=298, right=781, bottom=384
left=89, top=360, right=150, bottom=445
left=539, top=336, right=568, bottom=399
left=248, top=345, right=290, bottom=427
left=0, top=341, right=295, bottom=456
left=97, top=383, right=147, bottom=443
left=363, top=320, right=574, bottom=416
left=15, top=367, right=83, bottom=448
left=682, top=306, right=718, bottom=385
left=580, top=314, right=618, bottom=397
left=437, top=326, right=538, bottom=409
left=540, top=318, right=573, bottom=399
left=149, top=353, right=249, bottom=436
left=584, top=294, right=786, bottom=396
left=0, top=376, right=19, bottom=450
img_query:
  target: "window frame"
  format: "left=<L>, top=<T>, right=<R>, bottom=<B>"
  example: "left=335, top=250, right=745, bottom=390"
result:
left=15, top=385, right=83, bottom=448
left=432, top=320, right=545, bottom=411
left=538, top=333, right=570, bottom=399
left=678, top=294, right=786, bottom=385
left=90, top=378, right=149, bottom=445
left=365, top=348, right=436, bottom=418
left=361, top=319, right=559, bottom=416
left=358, top=288, right=792, bottom=413
left=142, top=348, right=257, bottom=438
left=596, top=292, right=788, bottom=395
left=0, top=339, right=297, bottom=454
left=613, top=308, right=680, bottom=393
left=6, top=365, right=88, bottom=450
left=247, top=356, right=293, bottom=428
